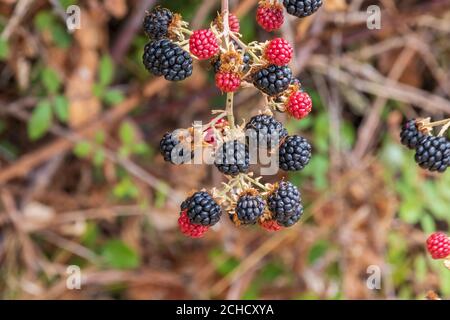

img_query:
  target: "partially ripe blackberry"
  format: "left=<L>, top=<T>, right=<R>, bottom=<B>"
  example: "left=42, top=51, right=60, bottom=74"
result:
left=215, top=140, right=250, bottom=176
left=267, top=181, right=301, bottom=219
left=185, top=191, right=222, bottom=226
left=414, top=135, right=450, bottom=172
left=283, top=0, right=323, bottom=18
left=400, top=119, right=424, bottom=149
left=277, top=204, right=303, bottom=227
left=279, top=135, right=312, bottom=171
left=159, top=131, right=192, bottom=164
left=143, top=7, right=173, bottom=40
left=245, top=114, right=288, bottom=148
left=253, top=65, right=292, bottom=96
left=143, top=39, right=193, bottom=81
left=235, top=191, right=265, bottom=224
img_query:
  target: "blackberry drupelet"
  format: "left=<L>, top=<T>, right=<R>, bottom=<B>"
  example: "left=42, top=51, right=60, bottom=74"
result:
left=279, top=135, right=312, bottom=171
left=185, top=191, right=222, bottom=226
left=235, top=192, right=265, bottom=224
left=283, top=0, right=323, bottom=18
left=245, top=114, right=288, bottom=148
left=253, top=65, right=292, bottom=96
left=143, top=39, right=193, bottom=81
left=267, top=181, right=301, bottom=219
left=215, top=140, right=250, bottom=176
left=414, top=135, right=450, bottom=172
left=143, top=7, right=173, bottom=40
left=277, top=204, right=303, bottom=227
left=400, top=119, right=424, bottom=149
left=159, top=131, right=192, bottom=164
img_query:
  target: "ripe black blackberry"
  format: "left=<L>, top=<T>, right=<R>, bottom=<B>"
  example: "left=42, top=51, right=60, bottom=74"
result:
left=283, top=0, right=323, bottom=18
left=215, top=140, right=250, bottom=176
left=143, top=39, right=193, bottom=81
left=400, top=119, right=424, bottom=149
left=235, top=191, right=265, bottom=224
left=143, top=7, right=173, bottom=40
left=185, top=191, right=222, bottom=226
left=279, top=135, right=312, bottom=171
left=159, top=131, right=192, bottom=164
left=414, top=135, right=450, bottom=172
left=253, top=65, right=292, bottom=96
left=277, top=204, right=303, bottom=227
left=245, top=114, right=288, bottom=148
left=267, top=181, right=301, bottom=218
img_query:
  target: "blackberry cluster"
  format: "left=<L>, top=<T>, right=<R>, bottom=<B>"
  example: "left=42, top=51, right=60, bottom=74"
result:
left=235, top=192, right=265, bottom=224
left=267, top=181, right=302, bottom=222
left=143, top=39, right=193, bottom=81
left=414, top=135, right=450, bottom=172
left=159, top=131, right=192, bottom=164
left=143, top=7, right=173, bottom=40
left=253, top=65, right=292, bottom=96
left=184, top=191, right=222, bottom=226
left=214, top=140, right=250, bottom=176
left=283, top=0, right=323, bottom=18
left=245, top=114, right=288, bottom=148
left=279, top=135, right=312, bottom=171
left=400, top=119, right=424, bottom=149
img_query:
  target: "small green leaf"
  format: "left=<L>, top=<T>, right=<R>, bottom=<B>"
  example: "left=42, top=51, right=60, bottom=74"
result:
left=101, top=240, right=140, bottom=269
left=103, top=89, right=124, bottom=105
left=73, top=141, right=92, bottom=158
left=53, top=95, right=69, bottom=122
left=42, top=68, right=61, bottom=94
left=93, top=149, right=105, bottom=166
left=113, top=177, right=139, bottom=200
left=0, top=39, right=9, bottom=60
left=99, top=55, right=114, bottom=85
left=34, top=11, right=54, bottom=31
left=132, top=142, right=150, bottom=155
left=93, top=83, right=104, bottom=97
left=119, top=122, right=135, bottom=146
left=51, top=24, right=72, bottom=48
left=28, top=100, right=52, bottom=140
left=308, top=240, right=329, bottom=264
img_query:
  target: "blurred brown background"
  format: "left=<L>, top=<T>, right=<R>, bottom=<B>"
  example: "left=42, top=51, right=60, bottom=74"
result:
left=0, top=0, right=450, bottom=299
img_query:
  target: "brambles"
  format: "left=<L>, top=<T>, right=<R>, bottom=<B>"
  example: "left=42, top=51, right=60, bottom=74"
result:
left=426, top=232, right=450, bottom=260
left=279, top=135, right=312, bottom=171
left=283, top=0, right=323, bottom=18
left=253, top=65, right=292, bottom=96
left=256, top=1, right=284, bottom=32
left=144, top=4, right=314, bottom=238
left=400, top=118, right=450, bottom=173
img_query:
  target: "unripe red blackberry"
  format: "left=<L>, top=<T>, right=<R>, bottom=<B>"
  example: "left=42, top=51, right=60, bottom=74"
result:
left=264, top=38, right=293, bottom=66
left=178, top=209, right=209, bottom=238
left=279, top=135, right=312, bottom=171
left=400, top=119, right=424, bottom=149
left=215, top=71, right=241, bottom=93
left=184, top=191, right=222, bottom=226
left=214, top=140, right=250, bottom=176
left=414, top=135, right=450, bottom=172
left=426, top=232, right=450, bottom=259
left=256, top=2, right=284, bottom=32
left=228, top=13, right=240, bottom=33
left=259, top=219, right=282, bottom=232
left=283, top=0, right=323, bottom=18
left=253, top=65, right=292, bottom=96
left=286, top=91, right=312, bottom=119
left=189, top=29, right=220, bottom=60
left=245, top=114, right=288, bottom=149
left=143, top=7, right=173, bottom=40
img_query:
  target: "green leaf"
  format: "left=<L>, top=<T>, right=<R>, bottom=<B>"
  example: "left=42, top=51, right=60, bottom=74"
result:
left=0, top=38, right=9, bottom=60
left=113, top=177, right=139, bottom=200
left=308, top=240, right=329, bottom=264
left=103, top=89, right=124, bottom=106
left=42, top=68, right=61, bottom=94
left=119, top=122, right=135, bottom=146
left=51, top=24, right=72, bottom=48
left=101, top=240, right=140, bottom=269
left=93, top=149, right=105, bottom=167
left=73, top=141, right=92, bottom=158
left=53, top=95, right=69, bottom=122
left=132, top=142, right=150, bottom=155
left=34, top=11, right=54, bottom=31
left=28, top=100, right=52, bottom=140
left=92, top=83, right=104, bottom=97
left=99, top=55, right=114, bottom=85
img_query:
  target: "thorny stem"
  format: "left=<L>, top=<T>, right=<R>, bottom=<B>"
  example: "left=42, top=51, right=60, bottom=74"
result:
left=226, top=92, right=235, bottom=129
left=427, top=118, right=450, bottom=127
left=438, top=121, right=450, bottom=137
